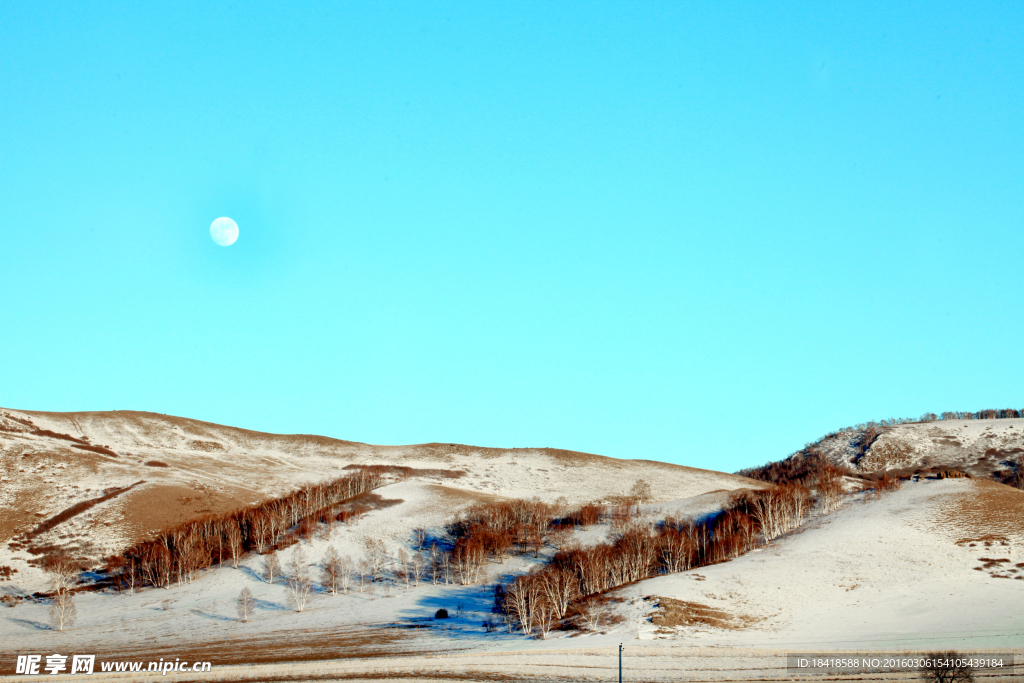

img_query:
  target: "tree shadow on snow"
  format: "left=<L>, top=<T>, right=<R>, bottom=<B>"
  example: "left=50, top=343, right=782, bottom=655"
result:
left=189, top=608, right=234, bottom=622
left=237, top=565, right=266, bottom=582
left=253, top=597, right=289, bottom=612
left=399, top=584, right=515, bottom=641
left=9, top=617, right=51, bottom=631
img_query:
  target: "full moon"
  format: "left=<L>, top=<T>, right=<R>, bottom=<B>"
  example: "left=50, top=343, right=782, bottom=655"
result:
left=210, top=217, right=239, bottom=246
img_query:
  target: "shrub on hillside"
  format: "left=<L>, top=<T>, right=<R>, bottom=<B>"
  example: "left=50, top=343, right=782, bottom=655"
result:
left=565, top=504, right=604, bottom=526
left=736, top=451, right=851, bottom=488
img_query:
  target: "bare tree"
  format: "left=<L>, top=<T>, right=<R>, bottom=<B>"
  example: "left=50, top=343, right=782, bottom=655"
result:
left=321, top=546, right=343, bottom=596
left=397, top=548, right=411, bottom=589
left=121, top=557, right=140, bottom=596
left=182, top=540, right=209, bottom=584
left=817, top=471, right=845, bottom=514
left=45, top=553, right=78, bottom=593
left=250, top=511, right=271, bottom=554
left=410, top=552, right=423, bottom=587
left=337, top=554, right=353, bottom=594
left=920, top=651, right=974, bottom=683
left=357, top=559, right=371, bottom=593
left=549, top=523, right=573, bottom=550
left=287, top=550, right=314, bottom=612
left=49, top=589, right=76, bottom=631
left=428, top=545, right=442, bottom=585
left=629, top=478, right=652, bottom=506
left=46, top=553, right=78, bottom=631
left=363, top=537, right=387, bottom=581
left=225, top=524, right=243, bottom=568
left=262, top=551, right=281, bottom=584
left=535, top=593, right=555, bottom=639
left=576, top=597, right=607, bottom=632
left=538, top=567, right=579, bottom=620
left=236, top=587, right=255, bottom=622
left=504, top=574, right=541, bottom=636
left=106, top=555, right=140, bottom=596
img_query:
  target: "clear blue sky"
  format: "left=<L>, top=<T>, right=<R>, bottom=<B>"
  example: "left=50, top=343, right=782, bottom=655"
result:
left=2, top=2, right=1022, bottom=473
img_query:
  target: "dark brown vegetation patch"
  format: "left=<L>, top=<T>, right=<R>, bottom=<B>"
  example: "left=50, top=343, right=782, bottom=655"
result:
left=71, top=443, right=118, bottom=457
left=23, top=481, right=145, bottom=540
left=955, top=535, right=1010, bottom=547
left=941, top=480, right=1024, bottom=542
left=2, top=412, right=36, bottom=427
left=30, top=428, right=87, bottom=444
left=975, top=556, right=1019, bottom=579
left=647, top=596, right=755, bottom=630
left=881, top=465, right=970, bottom=481
left=332, top=492, right=404, bottom=524
left=0, top=422, right=29, bottom=434
left=342, top=464, right=465, bottom=479
left=144, top=460, right=170, bottom=467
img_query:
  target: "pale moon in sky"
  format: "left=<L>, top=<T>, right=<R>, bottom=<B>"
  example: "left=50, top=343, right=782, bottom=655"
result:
left=209, top=217, right=239, bottom=246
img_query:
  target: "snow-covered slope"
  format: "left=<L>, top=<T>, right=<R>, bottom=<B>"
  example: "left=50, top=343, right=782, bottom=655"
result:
left=6, top=407, right=1022, bottom=681
left=620, top=477, right=1024, bottom=650
left=0, top=407, right=764, bottom=574
left=2, top=477, right=1020, bottom=681
left=812, top=417, right=1024, bottom=477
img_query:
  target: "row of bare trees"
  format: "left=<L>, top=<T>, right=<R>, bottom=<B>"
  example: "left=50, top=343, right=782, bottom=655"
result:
left=238, top=548, right=318, bottom=621
left=842, top=408, right=1023, bottom=431
left=258, top=538, right=426, bottom=602
left=737, top=450, right=852, bottom=489
left=794, top=408, right=1024, bottom=457
left=495, top=484, right=825, bottom=638
left=283, top=498, right=610, bottom=595
left=106, top=468, right=384, bottom=593
left=434, top=498, right=655, bottom=588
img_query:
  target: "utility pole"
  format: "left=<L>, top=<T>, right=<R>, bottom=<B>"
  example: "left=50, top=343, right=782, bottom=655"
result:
left=619, top=643, right=623, bottom=683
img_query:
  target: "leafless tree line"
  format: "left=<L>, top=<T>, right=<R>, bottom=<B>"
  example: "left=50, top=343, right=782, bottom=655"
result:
left=105, top=468, right=384, bottom=593
left=257, top=498, right=605, bottom=599
left=737, top=449, right=853, bottom=489
left=840, top=408, right=1022, bottom=431
left=448, top=498, right=559, bottom=560
left=786, top=408, right=1024, bottom=464
left=494, top=484, right=831, bottom=638
left=256, top=536, right=425, bottom=609
left=235, top=476, right=851, bottom=634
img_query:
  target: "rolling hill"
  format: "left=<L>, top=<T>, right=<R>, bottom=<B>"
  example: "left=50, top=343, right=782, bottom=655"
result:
left=0, top=406, right=764, bottom=580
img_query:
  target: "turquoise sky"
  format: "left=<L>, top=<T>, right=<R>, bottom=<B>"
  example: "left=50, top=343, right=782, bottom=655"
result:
left=2, top=2, right=1022, bottom=472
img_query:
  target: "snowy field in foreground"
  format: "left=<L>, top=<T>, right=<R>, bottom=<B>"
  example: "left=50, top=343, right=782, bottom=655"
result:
left=2, top=479, right=1022, bottom=680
